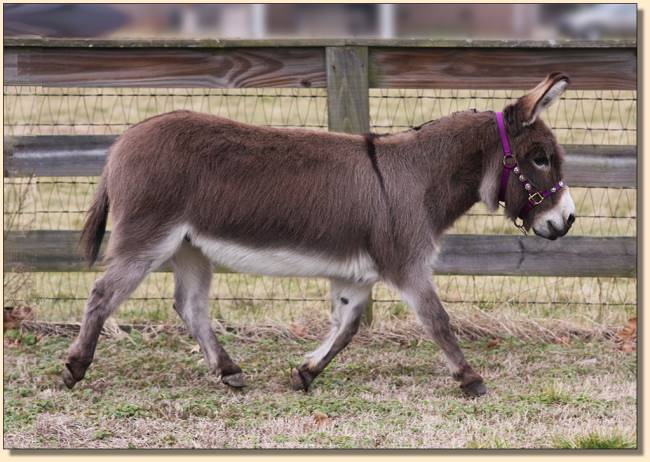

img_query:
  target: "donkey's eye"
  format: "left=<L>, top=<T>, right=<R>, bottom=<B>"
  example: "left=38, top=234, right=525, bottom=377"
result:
left=533, top=156, right=549, bottom=167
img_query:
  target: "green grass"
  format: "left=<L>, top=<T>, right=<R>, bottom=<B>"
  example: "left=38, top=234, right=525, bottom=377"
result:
left=554, top=432, right=636, bottom=449
left=3, top=328, right=636, bottom=449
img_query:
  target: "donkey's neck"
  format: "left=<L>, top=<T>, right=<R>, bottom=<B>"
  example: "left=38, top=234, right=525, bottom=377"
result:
left=385, top=110, right=502, bottom=236
left=476, top=116, right=505, bottom=212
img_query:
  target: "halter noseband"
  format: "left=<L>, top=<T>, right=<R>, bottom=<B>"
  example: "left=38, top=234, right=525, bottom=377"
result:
left=496, top=112, right=565, bottom=227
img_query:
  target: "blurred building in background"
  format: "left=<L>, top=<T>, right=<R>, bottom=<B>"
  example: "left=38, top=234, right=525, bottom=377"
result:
left=4, top=3, right=636, bottom=40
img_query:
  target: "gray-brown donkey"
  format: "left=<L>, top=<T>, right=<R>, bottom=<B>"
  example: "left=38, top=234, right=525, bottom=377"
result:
left=64, top=73, right=575, bottom=397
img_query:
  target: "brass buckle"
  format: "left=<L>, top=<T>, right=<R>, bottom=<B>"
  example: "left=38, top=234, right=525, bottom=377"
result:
left=528, top=192, right=544, bottom=205
left=502, top=155, right=516, bottom=168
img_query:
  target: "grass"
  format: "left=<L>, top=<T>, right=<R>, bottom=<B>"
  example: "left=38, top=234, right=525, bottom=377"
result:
left=554, top=432, right=636, bottom=449
left=3, top=326, right=636, bottom=449
left=4, top=271, right=637, bottom=333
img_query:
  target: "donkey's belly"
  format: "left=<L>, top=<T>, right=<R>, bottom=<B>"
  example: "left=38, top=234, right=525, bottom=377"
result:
left=188, top=229, right=379, bottom=282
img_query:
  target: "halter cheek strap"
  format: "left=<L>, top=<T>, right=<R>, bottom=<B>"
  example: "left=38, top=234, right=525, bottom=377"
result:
left=496, top=112, right=515, bottom=203
left=495, top=112, right=565, bottom=221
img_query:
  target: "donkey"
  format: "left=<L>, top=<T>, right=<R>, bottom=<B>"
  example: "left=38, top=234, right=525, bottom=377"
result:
left=63, top=72, right=575, bottom=397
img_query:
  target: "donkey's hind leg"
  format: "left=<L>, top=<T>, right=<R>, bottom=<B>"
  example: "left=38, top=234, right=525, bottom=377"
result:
left=399, top=273, right=486, bottom=397
left=290, top=279, right=373, bottom=392
left=170, top=241, right=244, bottom=388
left=63, top=257, right=153, bottom=389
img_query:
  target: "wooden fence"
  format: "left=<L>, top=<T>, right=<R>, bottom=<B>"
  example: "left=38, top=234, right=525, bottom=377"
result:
left=3, top=38, right=637, bottom=323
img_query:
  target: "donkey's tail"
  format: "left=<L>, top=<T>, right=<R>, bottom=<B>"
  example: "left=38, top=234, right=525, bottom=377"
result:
left=80, top=177, right=109, bottom=267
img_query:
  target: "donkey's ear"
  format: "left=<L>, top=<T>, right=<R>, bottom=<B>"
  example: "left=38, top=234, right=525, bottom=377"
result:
left=518, top=72, right=570, bottom=126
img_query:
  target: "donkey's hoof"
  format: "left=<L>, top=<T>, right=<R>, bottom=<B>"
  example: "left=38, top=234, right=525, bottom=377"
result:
left=290, top=367, right=311, bottom=392
left=62, top=367, right=79, bottom=389
left=221, top=372, right=246, bottom=388
left=62, top=360, right=88, bottom=389
left=461, top=379, right=487, bottom=397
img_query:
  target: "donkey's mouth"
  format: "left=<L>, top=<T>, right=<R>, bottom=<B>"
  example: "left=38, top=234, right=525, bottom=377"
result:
left=534, top=229, right=558, bottom=240
left=533, top=220, right=569, bottom=240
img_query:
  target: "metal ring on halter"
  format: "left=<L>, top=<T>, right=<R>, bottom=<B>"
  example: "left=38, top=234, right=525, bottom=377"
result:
left=502, top=155, right=517, bottom=168
left=514, top=217, right=527, bottom=235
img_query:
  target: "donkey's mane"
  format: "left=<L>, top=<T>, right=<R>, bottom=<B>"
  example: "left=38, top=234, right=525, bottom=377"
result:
left=364, top=108, right=483, bottom=142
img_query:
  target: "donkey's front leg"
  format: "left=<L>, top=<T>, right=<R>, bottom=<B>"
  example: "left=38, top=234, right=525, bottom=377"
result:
left=290, top=279, right=373, bottom=391
left=400, top=275, right=486, bottom=397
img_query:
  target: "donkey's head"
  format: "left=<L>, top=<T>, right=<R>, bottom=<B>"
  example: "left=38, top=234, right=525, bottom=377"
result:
left=501, top=72, right=576, bottom=240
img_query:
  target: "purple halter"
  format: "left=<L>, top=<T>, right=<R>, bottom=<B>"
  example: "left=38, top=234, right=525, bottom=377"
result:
left=496, top=112, right=564, bottom=221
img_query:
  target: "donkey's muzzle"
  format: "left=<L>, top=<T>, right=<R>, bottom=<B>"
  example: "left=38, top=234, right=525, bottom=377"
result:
left=540, top=215, right=574, bottom=240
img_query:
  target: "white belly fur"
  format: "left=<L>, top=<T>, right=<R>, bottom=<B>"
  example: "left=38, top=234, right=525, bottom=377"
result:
left=186, top=226, right=379, bottom=282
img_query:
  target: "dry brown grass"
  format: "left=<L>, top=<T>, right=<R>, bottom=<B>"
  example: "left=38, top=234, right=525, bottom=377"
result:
left=3, top=321, right=636, bottom=449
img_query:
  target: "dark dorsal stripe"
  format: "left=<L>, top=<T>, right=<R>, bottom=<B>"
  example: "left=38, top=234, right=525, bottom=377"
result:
left=364, top=133, right=387, bottom=195
left=364, top=132, right=398, bottom=248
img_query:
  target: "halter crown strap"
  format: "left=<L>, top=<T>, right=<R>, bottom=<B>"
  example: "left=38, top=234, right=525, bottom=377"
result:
left=496, top=112, right=514, bottom=203
left=496, top=112, right=511, bottom=154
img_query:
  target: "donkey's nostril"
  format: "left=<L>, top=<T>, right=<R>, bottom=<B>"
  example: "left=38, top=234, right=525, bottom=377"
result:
left=567, top=214, right=575, bottom=226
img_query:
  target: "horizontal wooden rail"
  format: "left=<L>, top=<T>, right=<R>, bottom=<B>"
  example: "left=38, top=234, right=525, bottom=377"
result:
left=5, top=39, right=636, bottom=90
left=368, top=47, right=636, bottom=90
left=4, top=231, right=636, bottom=278
left=3, top=136, right=637, bottom=188
left=4, top=135, right=113, bottom=177
left=560, top=144, right=637, bottom=189
left=5, top=47, right=326, bottom=89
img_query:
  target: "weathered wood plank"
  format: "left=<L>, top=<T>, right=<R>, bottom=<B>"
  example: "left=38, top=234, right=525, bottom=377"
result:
left=438, top=235, right=636, bottom=277
left=3, top=135, right=115, bottom=177
left=326, top=47, right=370, bottom=134
left=4, top=136, right=636, bottom=188
left=563, top=145, right=637, bottom=188
left=4, top=43, right=635, bottom=90
left=369, top=48, right=637, bottom=90
left=4, top=37, right=637, bottom=49
left=4, top=231, right=636, bottom=278
left=5, top=47, right=326, bottom=88
left=4, top=50, right=17, bottom=82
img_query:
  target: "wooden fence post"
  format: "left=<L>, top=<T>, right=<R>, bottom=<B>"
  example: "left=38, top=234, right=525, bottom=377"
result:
left=325, top=46, right=373, bottom=325
left=326, top=46, right=370, bottom=133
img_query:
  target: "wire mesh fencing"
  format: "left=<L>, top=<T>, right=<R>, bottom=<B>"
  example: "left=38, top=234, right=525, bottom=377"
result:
left=3, top=85, right=637, bottom=334
left=3, top=86, right=329, bottom=135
